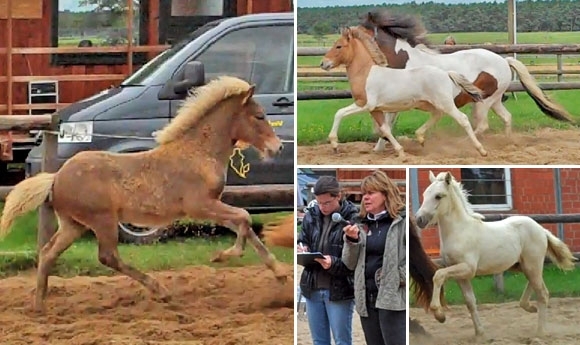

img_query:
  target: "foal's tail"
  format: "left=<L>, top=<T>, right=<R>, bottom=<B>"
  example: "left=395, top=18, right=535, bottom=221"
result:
left=409, top=217, right=446, bottom=311
left=544, top=229, right=577, bottom=271
left=447, top=71, right=485, bottom=103
left=0, top=173, right=55, bottom=238
left=506, top=57, right=574, bottom=123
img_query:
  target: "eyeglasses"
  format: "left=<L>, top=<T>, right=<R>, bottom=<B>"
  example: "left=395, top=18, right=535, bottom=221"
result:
left=316, top=197, right=338, bottom=207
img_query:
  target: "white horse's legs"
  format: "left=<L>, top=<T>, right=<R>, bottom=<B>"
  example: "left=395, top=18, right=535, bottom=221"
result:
left=373, top=112, right=398, bottom=152
left=457, top=279, right=485, bottom=337
left=370, top=110, right=405, bottom=157
left=415, top=110, right=444, bottom=145
left=520, top=262, right=550, bottom=336
left=491, top=101, right=513, bottom=136
left=430, top=262, right=475, bottom=324
left=447, top=108, right=488, bottom=156
left=328, top=103, right=366, bottom=152
left=471, top=101, right=491, bottom=135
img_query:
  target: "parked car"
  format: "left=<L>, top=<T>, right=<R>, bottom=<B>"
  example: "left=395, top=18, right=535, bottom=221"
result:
left=25, top=12, right=295, bottom=243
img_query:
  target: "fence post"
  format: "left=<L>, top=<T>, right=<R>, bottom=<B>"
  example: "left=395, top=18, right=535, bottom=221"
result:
left=557, top=54, right=563, bottom=82
left=37, top=114, right=59, bottom=253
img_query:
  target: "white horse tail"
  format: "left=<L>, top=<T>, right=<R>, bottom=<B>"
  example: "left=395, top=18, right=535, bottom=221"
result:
left=447, top=71, right=484, bottom=102
left=0, top=173, right=55, bottom=238
left=544, top=229, right=576, bottom=271
left=506, top=57, right=574, bottom=123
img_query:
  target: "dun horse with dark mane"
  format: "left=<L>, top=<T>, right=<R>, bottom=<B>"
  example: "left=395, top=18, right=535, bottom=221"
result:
left=0, top=76, right=287, bottom=313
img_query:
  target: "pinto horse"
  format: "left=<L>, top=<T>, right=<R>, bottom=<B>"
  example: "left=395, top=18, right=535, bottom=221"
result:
left=358, top=9, right=574, bottom=152
left=321, top=27, right=488, bottom=157
left=415, top=171, right=576, bottom=337
left=0, top=76, right=287, bottom=313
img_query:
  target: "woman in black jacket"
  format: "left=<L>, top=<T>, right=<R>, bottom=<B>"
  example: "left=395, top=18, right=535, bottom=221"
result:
left=298, top=176, right=358, bottom=345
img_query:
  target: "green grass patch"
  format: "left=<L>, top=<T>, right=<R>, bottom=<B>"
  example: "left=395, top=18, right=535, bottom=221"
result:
left=297, top=89, right=580, bottom=145
left=0, top=203, right=293, bottom=278
left=413, top=264, right=580, bottom=306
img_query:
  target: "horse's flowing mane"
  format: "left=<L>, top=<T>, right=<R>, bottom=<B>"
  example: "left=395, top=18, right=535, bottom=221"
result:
left=360, top=9, right=430, bottom=47
left=436, top=173, right=485, bottom=221
left=350, top=27, right=388, bottom=66
left=155, top=76, right=251, bottom=144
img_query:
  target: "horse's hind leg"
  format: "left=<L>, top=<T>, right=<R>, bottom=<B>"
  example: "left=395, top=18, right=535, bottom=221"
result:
left=471, top=101, right=492, bottom=135
left=446, top=107, right=488, bottom=156
left=373, top=112, right=397, bottom=152
left=414, top=110, right=443, bottom=145
left=34, top=213, right=86, bottom=313
left=194, top=200, right=286, bottom=281
left=490, top=101, right=513, bottom=136
left=520, top=260, right=549, bottom=336
left=89, top=216, right=170, bottom=301
left=456, top=279, right=485, bottom=337
left=370, top=110, right=405, bottom=158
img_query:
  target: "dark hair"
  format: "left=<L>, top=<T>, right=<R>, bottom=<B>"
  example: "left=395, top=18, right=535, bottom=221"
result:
left=313, top=176, right=341, bottom=197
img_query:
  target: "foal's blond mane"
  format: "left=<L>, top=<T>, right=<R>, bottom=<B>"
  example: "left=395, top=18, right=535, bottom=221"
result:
left=436, top=173, right=485, bottom=221
left=155, top=76, right=251, bottom=144
left=349, top=27, right=389, bottom=66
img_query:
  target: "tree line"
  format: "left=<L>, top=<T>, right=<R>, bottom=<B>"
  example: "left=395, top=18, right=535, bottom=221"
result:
left=297, top=0, right=580, bottom=35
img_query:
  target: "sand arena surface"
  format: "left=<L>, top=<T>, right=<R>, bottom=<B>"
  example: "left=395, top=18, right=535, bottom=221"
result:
left=298, top=128, right=580, bottom=165
left=0, top=264, right=294, bottom=345
left=410, top=297, right=580, bottom=345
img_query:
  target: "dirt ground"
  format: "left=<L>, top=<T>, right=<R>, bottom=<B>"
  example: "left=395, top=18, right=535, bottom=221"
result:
left=0, top=264, right=294, bottom=345
left=298, top=128, right=580, bottom=165
left=410, top=297, right=580, bottom=345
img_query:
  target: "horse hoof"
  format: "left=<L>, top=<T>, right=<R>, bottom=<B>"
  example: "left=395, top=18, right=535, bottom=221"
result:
left=478, top=148, right=488, bottom=157
left=332, top=147, right=339, bottom=154
left=434, top=311, right=446, bottom=323
left=275, top=274, right=288, bottom=284
left=210, top=251, right=225, bottom=263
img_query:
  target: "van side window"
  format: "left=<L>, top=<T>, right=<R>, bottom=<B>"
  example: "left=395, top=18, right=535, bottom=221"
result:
left=194, top=25, right=293, bottom=94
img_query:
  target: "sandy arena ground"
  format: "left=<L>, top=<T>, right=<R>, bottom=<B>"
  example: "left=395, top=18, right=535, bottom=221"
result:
left=0, top=264, right=294, bottom=345
left=410, top=297, right=580, bottom=345
left=298, top=128, right=580, bottom=165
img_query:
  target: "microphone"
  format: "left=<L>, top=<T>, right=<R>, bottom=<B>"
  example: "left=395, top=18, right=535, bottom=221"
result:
left=332, top=213, right=351, bottom=226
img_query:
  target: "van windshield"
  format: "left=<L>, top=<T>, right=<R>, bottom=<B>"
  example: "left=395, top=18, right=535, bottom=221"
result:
left=121, top=22, right=221, bottom=86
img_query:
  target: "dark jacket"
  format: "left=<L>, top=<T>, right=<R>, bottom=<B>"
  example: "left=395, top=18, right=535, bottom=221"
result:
left=298, top=199, right=359, bottom=301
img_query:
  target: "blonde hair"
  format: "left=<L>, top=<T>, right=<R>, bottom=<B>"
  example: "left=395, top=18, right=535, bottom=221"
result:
left=359, top=170, right=405, bottom=219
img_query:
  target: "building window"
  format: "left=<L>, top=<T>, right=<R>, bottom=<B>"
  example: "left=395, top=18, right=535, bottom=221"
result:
left=51, top=0, right=149, bottom=65
left=460, top=168, right=512, bottom=211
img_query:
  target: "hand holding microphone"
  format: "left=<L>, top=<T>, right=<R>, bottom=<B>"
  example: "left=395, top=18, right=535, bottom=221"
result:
left=332, top=213, right=359, bottom=240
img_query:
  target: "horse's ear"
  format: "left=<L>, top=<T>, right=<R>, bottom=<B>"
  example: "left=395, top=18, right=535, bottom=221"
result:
left=428, top=170, right=436, bottom=183
left=445, top=171, right=453, bottom=185
left=342, top=27, right=352, bottom=40
left=242, top=85, right=255, bottom=105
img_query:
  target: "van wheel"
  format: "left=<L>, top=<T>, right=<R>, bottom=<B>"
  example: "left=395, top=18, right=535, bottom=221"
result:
left=118, top=223, right=166, bottom=244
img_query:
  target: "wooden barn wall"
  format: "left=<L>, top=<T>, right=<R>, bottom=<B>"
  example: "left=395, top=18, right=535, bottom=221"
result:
left=0, top=0, right=292, bottom=115
left=414, top=168, right=580, bottom=254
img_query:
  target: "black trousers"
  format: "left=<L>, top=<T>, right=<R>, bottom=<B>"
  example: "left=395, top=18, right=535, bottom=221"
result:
left=360, top=294, right=406, bottom=345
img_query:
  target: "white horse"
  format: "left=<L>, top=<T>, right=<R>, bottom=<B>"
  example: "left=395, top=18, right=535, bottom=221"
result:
left=415, top=170, right=576, bottom=338
left=321, top=27, right=487, bottom=157
left=358, top=9, right=574, bottom=152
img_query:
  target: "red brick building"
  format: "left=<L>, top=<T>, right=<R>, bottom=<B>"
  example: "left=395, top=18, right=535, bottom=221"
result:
left=410, top=168, right=580, bottom=254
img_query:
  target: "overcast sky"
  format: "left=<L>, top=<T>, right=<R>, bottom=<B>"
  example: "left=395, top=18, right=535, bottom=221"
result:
left=298, top=0, right=511, bottom=7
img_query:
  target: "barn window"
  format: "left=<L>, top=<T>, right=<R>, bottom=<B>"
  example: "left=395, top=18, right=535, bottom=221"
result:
left=51, top=0, right=149, bottom=65
left=460, top=168, right=512, bottom=211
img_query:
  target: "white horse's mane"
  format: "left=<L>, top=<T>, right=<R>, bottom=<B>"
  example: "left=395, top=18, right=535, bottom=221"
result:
left=436, top=173, right=485, bottom=221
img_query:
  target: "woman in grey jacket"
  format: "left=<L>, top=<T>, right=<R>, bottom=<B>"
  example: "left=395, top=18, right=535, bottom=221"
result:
left=342, top=170, right=406, bottom=345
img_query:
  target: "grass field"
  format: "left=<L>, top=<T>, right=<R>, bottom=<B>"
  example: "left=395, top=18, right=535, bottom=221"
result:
left=0, top=203, right=293, bottom=278
left=414, top=263, right=580, bottom=306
